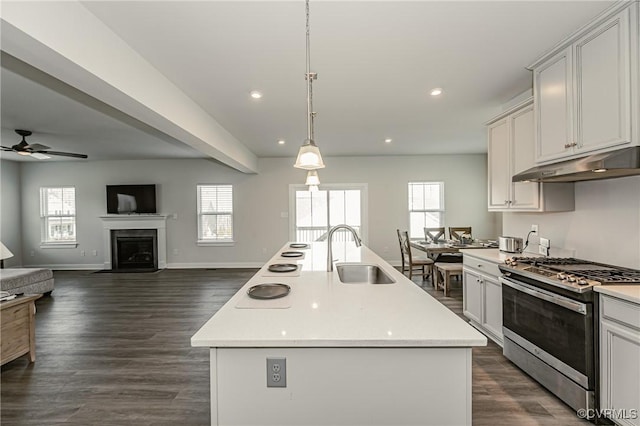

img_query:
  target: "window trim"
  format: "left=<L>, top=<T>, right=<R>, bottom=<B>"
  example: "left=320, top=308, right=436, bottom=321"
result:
left=196, top=184, right=235, bottom=245
left=40, top=186, right=78, bottom=246
left=408, top=181, right=445, bottom=240
left=288, top=183, right=369, bottom=244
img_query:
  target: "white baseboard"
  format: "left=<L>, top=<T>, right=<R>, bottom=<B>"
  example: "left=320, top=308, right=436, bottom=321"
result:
left=18, top=261, right=398, bottom=271
left=166, top=262, right=263, bottom=269
left=22, top=263, right=104, bottom=270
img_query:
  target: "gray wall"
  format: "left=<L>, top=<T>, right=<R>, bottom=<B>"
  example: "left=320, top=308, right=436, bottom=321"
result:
left=8, top=154, right=499, bottom=269
left=0, top=160, right=23, bottom=266
left=503, top=175, right=640, bottom=269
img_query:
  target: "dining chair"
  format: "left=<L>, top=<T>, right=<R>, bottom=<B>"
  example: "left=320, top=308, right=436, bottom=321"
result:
left=424, top=227, right=445, bottom=243
left=449, top=227, right=472, bottom=241
left=399, top=230, right=434, bottom=281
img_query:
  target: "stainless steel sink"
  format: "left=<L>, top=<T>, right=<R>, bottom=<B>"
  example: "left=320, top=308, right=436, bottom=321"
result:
left=336, top=264, right=396, bottom=284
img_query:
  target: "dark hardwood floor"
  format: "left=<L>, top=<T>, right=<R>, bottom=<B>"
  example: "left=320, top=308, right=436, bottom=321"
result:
left=1, top=269, right=589, bottom=425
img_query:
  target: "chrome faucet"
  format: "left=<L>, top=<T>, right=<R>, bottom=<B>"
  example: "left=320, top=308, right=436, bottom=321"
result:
left=327, top=224, right=362, bottom=272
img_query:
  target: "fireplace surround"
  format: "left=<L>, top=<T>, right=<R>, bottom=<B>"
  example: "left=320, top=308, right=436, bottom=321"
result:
left=100, top=215, right=168, bottom=270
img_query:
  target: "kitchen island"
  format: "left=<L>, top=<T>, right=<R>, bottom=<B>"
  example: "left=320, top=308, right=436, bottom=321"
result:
left=192, top=242, right=487, bottom=425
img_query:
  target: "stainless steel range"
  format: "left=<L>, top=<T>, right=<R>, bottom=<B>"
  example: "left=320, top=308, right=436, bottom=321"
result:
left=499, top=257, right=640, bottom=423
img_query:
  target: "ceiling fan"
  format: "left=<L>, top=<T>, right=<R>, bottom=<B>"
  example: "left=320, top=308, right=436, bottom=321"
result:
left=1, top=129, right=88, bottom=159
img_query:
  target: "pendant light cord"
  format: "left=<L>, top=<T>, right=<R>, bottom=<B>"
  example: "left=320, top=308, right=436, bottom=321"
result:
left=306, top=0, right=316, bottom=143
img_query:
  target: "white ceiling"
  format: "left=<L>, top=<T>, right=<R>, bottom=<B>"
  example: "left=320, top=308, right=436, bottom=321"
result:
left=0, top=1, right=614, bottom=164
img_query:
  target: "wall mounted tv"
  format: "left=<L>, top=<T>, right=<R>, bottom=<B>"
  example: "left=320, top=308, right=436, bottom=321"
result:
left=106, top=184, right=157, bottom=214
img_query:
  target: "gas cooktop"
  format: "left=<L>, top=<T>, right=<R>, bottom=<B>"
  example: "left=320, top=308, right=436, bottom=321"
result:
left=499, top=257, right=640, bottom=293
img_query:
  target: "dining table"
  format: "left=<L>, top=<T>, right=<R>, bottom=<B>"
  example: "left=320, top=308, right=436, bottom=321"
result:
left=410, top=240, right=497, bottom=260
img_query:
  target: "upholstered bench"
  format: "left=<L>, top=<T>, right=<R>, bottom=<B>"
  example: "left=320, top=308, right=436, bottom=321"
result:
left=0, top=268, right=54, bottom=296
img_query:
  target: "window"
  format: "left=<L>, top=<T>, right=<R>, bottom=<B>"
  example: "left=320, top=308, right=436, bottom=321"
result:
left=40, top=187, right=77, bottom=245
left=197, top=184, right=233, bottom=244
left=289, top=184, right=367, bottom=243
left=408, top=182, right=444, bottom=239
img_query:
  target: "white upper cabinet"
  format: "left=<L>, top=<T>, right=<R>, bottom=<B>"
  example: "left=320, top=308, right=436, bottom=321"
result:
left=531, top=3, right=638, bottom=164
left=534, top=48, right=574, bottom=162
left=487, top=99, right=574, bottom=212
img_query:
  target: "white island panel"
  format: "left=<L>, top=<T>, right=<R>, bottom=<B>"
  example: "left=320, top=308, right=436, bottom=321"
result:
left=215, top=347, right=471, bottom=426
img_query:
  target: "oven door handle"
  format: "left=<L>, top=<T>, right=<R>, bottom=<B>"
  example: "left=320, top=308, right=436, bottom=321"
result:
left=499, top=276, right=587, bottom=315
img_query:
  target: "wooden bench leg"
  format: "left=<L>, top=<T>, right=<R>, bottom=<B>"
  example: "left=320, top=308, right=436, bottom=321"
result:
left=443, top=271, right=450, bottom=297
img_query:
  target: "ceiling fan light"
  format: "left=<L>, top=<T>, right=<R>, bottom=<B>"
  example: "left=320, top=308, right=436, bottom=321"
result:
left=305, top=170, right=320, bottom=185
left=17, top=151, right=30, bottom=156
left=294, top=140, right=325, bottom=170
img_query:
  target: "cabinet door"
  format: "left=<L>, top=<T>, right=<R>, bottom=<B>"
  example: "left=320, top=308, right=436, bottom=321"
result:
left=535, top=47, right=574, bottom=162
left=487, top=119, right=510, bottom=210
left=600, top=320, right=640, bottom=426
left=575, top=8, right=632, bottom=154
left=510, top=105, right=540, bottom=210
left=482, top=275, right=503, bottom=343
left=463, top=269, right=482, bottom=324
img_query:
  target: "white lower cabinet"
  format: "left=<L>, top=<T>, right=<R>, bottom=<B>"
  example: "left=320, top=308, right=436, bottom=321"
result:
left=463, top=254, right=503, bottom=346
left=600, top=294, right=640, bottom=426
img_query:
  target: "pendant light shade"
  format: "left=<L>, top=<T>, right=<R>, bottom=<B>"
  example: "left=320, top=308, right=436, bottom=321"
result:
left=305, top=170, right=321, bottom=185
left=295, top=140, right=325, bottom=170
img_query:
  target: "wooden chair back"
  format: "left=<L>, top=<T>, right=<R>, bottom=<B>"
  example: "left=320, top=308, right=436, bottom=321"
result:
left=401, top=231, right=414, bottom=263
left=424, top=227, right=445, bottom=243
left=449, top=227, right=472, bottom=241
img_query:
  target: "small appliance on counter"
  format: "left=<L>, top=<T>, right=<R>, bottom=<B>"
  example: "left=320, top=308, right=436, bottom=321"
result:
left=499, top=236, right=523, bottom=253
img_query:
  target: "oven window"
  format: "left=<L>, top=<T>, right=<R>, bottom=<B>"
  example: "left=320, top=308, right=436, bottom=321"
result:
left=502, top=284, right=593, bottom=378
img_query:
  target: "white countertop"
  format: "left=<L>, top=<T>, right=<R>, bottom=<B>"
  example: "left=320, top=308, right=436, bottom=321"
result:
left=594, top=285, right=640, bottom=305
left=458, top=248, right=541, bottom=264
left=191, top=242, right=487, bottom=348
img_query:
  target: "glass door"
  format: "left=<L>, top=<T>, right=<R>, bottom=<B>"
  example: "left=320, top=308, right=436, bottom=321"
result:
left=289, top=184, right=367, bottom=244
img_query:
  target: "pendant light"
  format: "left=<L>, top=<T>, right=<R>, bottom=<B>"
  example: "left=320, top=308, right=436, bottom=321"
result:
left=305, top=170, right=320, bottom=186
left=294, top=0, right=325, bottom=171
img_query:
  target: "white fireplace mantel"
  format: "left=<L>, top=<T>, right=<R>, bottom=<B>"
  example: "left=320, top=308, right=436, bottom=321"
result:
left=100, top=214, right=168, bottom=269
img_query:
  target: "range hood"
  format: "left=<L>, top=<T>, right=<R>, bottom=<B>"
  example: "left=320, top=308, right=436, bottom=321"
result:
left=512, top=147, right=640, bottom=183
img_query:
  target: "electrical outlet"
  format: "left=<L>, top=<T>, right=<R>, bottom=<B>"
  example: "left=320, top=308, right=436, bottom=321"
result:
left=80, top=250, right=86, bottom=257
left=92, top=250, right=98, bottom=256
left=267, top=357, right=286, bottom=388
left=30, top=250, right=35, bottom=257
left=539, top=237, right=550, bottom=256
left=531, top=224, right=538, bottom=233
left=383, top=246, right=389, bottom=253
left=173, top=248, right=179, bottom=255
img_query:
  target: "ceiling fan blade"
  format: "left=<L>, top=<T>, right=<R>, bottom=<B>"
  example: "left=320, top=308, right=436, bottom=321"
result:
left=25, top=143, right=50, bottom=151
left=30, top=153, right=51, bottom=160
left=1, top=146, right=16, bottom=151
left=39, top=150, right=88, bottom=159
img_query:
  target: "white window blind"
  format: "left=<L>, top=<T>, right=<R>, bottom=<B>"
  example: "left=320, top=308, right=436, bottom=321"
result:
left=197, top=184, right=233, bottom=242
left=40, top=187, right=77, bottom=243
left=408, top=182, right=444, bottom=239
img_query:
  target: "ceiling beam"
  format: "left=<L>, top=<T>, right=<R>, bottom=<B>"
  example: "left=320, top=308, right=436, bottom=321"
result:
left=0, top=1, right=258, bottom=173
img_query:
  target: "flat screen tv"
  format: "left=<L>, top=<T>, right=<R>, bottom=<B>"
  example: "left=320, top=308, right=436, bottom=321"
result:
left=106, top=184, right=157, bottom=214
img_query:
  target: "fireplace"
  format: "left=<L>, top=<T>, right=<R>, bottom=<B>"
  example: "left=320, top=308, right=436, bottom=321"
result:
left=100, top=215, right=168, bottom=270
left=111, top=229, right=158, bottom=271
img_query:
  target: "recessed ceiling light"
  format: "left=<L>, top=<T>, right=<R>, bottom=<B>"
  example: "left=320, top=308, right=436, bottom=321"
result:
left=278, top=139, right=285, bottom=145
left=430, top=88, right=443, bottom=96
left=250, top=90, right=263, bottom=99
left=384, top=138, right=392, bottom=143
